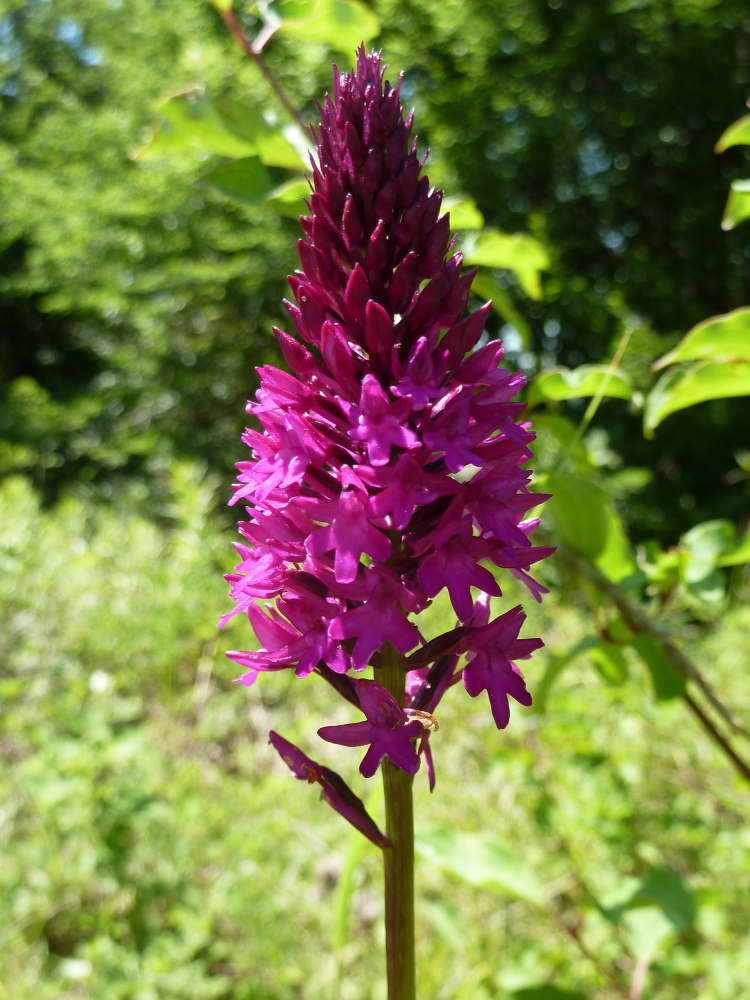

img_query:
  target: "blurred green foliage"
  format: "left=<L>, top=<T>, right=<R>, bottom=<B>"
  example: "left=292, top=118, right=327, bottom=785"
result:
left=2, top=472, right=750, bottom=998
left=2, top=0, right=750, bottom=537
left=3, top=0, right=750, bottom=997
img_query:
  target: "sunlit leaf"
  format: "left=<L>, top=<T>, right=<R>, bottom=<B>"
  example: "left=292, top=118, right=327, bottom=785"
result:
left=534, top=636, right=601, bottom=712
left=132, top=92, right=257, bottom=161
left=263, top=176, right=310, bottom=218
left=623, top=906, right=676, bottom=961
left=539, top=474, right=637, bottom=582
left=605, top=866, right=695, bottom=932
left=644, top=360, right=750, bottom=434
left=212, top=98, right=308, bottom=169
left=721, top=179, right=750, bottom=230
left=198, top=157, right=275, bottom=204
left=416, top=829, right=547, bottom=905
left=279, top=0, right=380, bottom=53
left=528, top=365, right=632, bottom=406
left=630, top=635, right=685, bottom=700
left=681, top=519, right=736, bottom=582
left=717, top=532, right=750, bottom=567
left=471, top=269, right=531, bottom=347
left=653, top=307, right=750, bottom=370
left=589, top=642, right=629, bottom=686
left=211, top=0, right=234, bottom=10
left=422, top=899, right=473, bottom=949
left=531, top=413, right=592, bottom=471
left=715, top=114, right=750, bottom=152
left=442, top=195, right=484, bottom=229
left=462, top=229, right=549, bottom=300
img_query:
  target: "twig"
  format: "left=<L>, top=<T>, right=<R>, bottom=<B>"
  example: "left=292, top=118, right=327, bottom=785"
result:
left=213, top=3, right=307, bottom=131
left=629, top=955, right=650, bottom=1000
left=683, top=692, right=750, bottom=784
left=555, top=544, right=750, bottom=741
left=546, top=906, right=631, bottom=998
left=554, top=545, right=750, bottom=785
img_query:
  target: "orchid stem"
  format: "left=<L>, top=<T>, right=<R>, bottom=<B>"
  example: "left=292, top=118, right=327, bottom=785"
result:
left=381, top=648, right=416, bottom=1000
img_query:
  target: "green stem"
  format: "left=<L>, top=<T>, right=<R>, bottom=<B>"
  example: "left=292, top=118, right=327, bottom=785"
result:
left=381, top=648, right=416, bottom=1000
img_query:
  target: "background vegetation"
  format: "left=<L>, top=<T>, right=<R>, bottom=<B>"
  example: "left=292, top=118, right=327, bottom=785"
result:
left=2, top=0, right=750, bottom=997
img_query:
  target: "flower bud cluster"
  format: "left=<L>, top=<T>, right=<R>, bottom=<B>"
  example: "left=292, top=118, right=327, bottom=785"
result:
left=223, top=49, right=551, bottom=803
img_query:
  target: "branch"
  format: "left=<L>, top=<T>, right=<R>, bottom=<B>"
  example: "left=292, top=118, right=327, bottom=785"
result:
left=546, top=906, right=631, bottom=998
left=554, top=545, right=750, bottom=784
left=683, top=692, right=750, bottom=784
left=555, top=545, right=749, bottom=739
left=213, top=3, right=307, bottom=131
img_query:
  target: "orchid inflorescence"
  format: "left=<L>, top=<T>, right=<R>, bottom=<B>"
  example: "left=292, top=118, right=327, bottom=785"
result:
left=221, top=48, right=551, bottom=844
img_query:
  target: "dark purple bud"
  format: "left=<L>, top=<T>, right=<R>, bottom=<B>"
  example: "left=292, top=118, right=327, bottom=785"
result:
left=342, top=192, right=365, bottom=245
left=269, top=732, right=390, bottom=847
left=321, top=321, right=359, bottom=377
left=389, top=251, right=419, bottom=312
left=365, top=299, right=394, bottom=354
left=364, top=219, right=389, bottom=271
left=344, top=264, right=372, bottom=328
left=362, top=146, right=383, bottom=195
left=274, top=328, right=317, bottom=374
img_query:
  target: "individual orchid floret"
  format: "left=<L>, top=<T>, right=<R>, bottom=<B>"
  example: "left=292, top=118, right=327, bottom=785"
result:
left=328, top=568, right=422, bottom=671
left=459, top=604, right=544, bottom=729
left=319, top=679, right=424, bottom=777
left=344, top=374, right=419, bottom=464
left=306, top=483, right=391, bottom=583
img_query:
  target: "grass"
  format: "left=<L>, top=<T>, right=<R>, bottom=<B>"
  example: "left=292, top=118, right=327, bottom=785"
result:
left=1, top=469, right=749, bottom=999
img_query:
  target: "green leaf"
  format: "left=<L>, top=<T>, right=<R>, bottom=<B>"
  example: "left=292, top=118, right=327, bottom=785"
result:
left=539, top=473, right=637, bottom=583
left=534, top=636, right=601, bottom=712
left=212, top=98, right=308, bottom=169
left=644, top=360, right=750, bottom=434
left=279, top=0, right=380, bottom=53
left=605, top=866, right=695, bottom=932
left=133, top=92, right=257, bottom=161
left=198, top=157, right=275, bottom=205
left=462, top=229, right=549, bottom=300
left=442, top=195, right=485, bottom=229
left=211, top=0, right=234, bottom=10
left=715, top=114, right=750, bottom=152
left=653, top=307, right=750, bottom=370
left=633, top=867, right=695, bottom=931
left=512, top=989, right=589, bottom=1000
left=531, top=413, right=592, bottom=471
left=681, top=519, right=737, bottom=582
left=631, top=635, right=685, bottom=700
left=589, top=642, right=629, bottom=686
left=623, top=906, right=676, bottom=961
left=415, top=829, right=547, bottom=905
left=721, top=179, right=750, bottom=230
left=263, top=176, right=310, bottom=218
left=717, top=532, right=750, bottom=567
left=470, top=270, right=531, bottom=347
left=528, top=365, right=632, bottom=406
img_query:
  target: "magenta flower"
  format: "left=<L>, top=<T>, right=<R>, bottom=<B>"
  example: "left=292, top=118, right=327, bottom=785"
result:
left=459, top=604, right=544, bottom=729
left=223, top=48, right=551, bottom=814
left=319, top=679, right=423, bottom=777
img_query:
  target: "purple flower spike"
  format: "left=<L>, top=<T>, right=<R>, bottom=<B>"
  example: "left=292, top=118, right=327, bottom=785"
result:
left=269, top=732, right=390, bottom=848
left=224, top=48, right=552, bottom=809
left=319, top=679, right=423, bottom=777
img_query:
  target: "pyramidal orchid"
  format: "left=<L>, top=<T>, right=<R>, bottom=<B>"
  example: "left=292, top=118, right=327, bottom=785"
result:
left=222, top=48, right=551, bottom=1000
